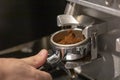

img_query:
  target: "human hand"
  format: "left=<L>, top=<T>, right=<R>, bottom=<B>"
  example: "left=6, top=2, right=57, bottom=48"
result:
left=0, top=49, right=52, bottom=80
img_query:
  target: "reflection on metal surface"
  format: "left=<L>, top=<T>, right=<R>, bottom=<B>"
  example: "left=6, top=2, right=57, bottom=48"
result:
left=0, top=36, right=50, bottom=57
left=0, top=41, right=35, bottom=55
left=104, top=0, right=113, bottom=6
left=57, top=15, right=79, bottom=27
left=116, top=38, right=120, bottom=52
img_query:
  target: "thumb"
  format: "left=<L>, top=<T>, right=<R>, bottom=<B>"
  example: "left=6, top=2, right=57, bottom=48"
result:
left=21, top=49, right=48, bottom=68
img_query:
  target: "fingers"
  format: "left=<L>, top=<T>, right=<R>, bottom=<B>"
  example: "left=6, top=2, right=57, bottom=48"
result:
left=34, top=70, right=52, bottom=80
left=21, top=49, right=48, bottom=68
left=21, top=49, right=52, bottom=80
left=25, top=66, right=52, bottom=80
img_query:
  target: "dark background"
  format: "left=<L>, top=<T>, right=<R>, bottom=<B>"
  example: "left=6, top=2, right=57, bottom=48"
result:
left=0, top=0, right=66, bottom=50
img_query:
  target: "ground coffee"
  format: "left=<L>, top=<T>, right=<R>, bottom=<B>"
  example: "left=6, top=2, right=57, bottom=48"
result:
left=58, top=29, right=85, bottom=44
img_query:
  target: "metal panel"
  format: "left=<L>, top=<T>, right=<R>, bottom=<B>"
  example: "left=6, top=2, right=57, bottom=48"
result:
left=67, top=0, right=120, bottom=17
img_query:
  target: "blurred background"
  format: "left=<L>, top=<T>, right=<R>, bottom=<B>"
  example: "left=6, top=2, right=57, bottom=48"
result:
left=0, top=0, right=66, bottom=51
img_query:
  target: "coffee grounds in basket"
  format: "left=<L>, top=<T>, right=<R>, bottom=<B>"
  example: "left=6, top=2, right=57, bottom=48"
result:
left=58, top=29, right=85, bottom=44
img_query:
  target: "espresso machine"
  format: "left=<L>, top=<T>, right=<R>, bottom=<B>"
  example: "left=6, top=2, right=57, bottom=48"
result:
left=40, top=0, right=120, bottom=80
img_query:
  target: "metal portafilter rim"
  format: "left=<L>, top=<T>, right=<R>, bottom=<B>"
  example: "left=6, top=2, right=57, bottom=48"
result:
left=49, top=28, right=91, bottom=63
left=50, top=28, right=88, bottom=48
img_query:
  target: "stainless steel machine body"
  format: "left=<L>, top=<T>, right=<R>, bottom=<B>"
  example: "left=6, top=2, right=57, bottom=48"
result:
left=45, top=0, right=120, bottom=80
left=0, top=0, right=119, bottom=80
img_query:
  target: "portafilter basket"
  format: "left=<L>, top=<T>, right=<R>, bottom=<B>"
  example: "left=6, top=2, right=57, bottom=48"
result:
left=50, top=28, right=91, bottom=61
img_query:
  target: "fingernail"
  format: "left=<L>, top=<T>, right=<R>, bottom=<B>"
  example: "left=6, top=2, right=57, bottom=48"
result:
left=38, top=49, right=48, bottom=56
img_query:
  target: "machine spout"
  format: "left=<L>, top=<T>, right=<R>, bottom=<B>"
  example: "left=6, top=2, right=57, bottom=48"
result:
left=57, top=14, right=79, bottom=27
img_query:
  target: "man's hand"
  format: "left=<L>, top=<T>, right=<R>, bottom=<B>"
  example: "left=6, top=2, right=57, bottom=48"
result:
left=0, top=49, right=52, bottom=80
